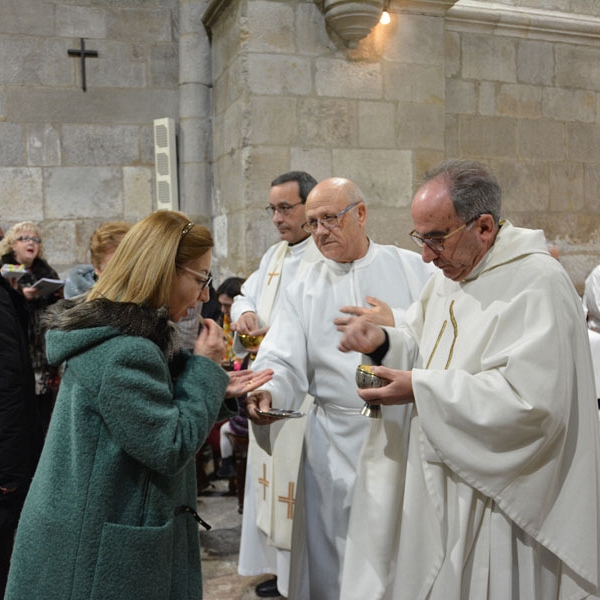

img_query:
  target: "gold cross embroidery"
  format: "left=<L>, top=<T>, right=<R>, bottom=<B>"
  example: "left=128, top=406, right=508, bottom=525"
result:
left=258, top=463, right=270, bottom=501
left=267, top=270, right=280, bottom=285
left=278, top=482, right=296, bottom=520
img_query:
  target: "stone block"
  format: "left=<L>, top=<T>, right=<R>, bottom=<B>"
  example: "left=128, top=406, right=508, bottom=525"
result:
left=179, top=0, right=206, bottom=35
left=445, top=114, right=459, bottom=158
left=517, top=41, right=554, bottom=86
left=150, top=43, right=179, bottom=88
left=543, top=87, right=595, bottom=123
left=384, top=63, right=444, bottom=103
left=43, top=220, right=78, bottom=268
left=459, top=115, right=516, bottom=158
left=295, top=1, right=331, bottom=56
left=44, top=167, right=123, bottom=219
left=496, top=84, right=541, bottom=118
left=298, top=98, right=358, bottom=148
left=445, top=32, right=461, bottom=78
left=214, top=101, right=244, bottom=160
left=180, top=81, right=212, bottom=120
left=316, top=58, right=383, bottom=100
left=0, top=38, right=73, bottom=86
left=242, top=146, right=290, bottom=208
left=518, top=119, right=565, bottom=161
left=213, top=57, right=244, bottom=113
left=178, top=163, right=212, bottom=219
left=123, top=166, right=153, bottom=221
left=27, top=124, right=61, bottom=167
left=180, top=117, right=212, bottom=163
left=489, top=159, right=549, bottom=213
left=210, top=0, right=243, bottom=82
left=7, top=88, right=179, bottom=125
left=106, top=8, right=172, bottom=42
left=358, top=101, right=396, bottom=149
left=247, top=96, right=298, bottom=145
left=0, top=167, right=43, bottom=221
left=396, top=103, right=445, bottom=150
left=446, top=79, right=476, bottom=114
left=384, top=13, right=444, bottom=66
left=478, top=82, right=497, bottom=116
left=567, top=122, right=600, bottom=163
left=55, top=5, right=107, bottom=38
left=247, top=54, right=312, bottom=96
left=462, top=34, right=516, bottom=83
left=549, top=162, right=584, bottom=212
left=180, top=33, right=211, bottom=85
left=140, top=125, right=155, bottom=165
left=84, top=40, right=147, bottom=89
left=247, top=1, right=295, bottom=54
left=290, top=147, right=332, bottom=182
left=0, top=123, right=25, bottom=166
left=584, top=164, right=600, bottom=213
left=62, top=124, right=140, bottom=166
left=570, top=0, right=600, bottom=17
left=556, top=45, right=600, bottom=92
left=331, top=148, right=413, bottom=208
left=214, top=151, right=245, bottom=214
left=0, top=0, right=55, bottom=35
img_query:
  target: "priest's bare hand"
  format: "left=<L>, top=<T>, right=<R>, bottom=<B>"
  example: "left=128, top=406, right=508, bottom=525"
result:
left=245, top=390, right=280, bottom=425
left=232, top=311, right=259, bottom=334
left=357, top=366, right=415, bottom=406
left=338, top=317, right=386, bottom=355
left=193, top=318, right=226, bottom=363
left=225, top=368, right=274, bottom=398
left=335, top=296, right=394, bottom=330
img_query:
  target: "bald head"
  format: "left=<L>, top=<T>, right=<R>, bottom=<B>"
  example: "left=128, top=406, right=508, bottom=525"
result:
left=304, top=177, right=369, bottom=263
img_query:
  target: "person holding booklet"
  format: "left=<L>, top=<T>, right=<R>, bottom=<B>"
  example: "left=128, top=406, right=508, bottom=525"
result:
left=0, top=221, right=63, bottom=434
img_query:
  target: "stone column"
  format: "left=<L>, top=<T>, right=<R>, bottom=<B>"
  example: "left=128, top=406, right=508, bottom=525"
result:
left=179, top=0, right=213, bottom=226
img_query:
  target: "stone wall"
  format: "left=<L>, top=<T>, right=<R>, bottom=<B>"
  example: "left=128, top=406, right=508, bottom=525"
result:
left=0, top=0, right=179, bottom=275
left=205, top=0, right=600, bottom=291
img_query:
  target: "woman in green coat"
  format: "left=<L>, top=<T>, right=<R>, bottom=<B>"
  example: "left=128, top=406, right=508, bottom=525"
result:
left=5, top=210, right=272, bottom=600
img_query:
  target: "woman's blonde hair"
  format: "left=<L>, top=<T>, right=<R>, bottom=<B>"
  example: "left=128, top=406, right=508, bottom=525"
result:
left=87, top=210, right=213, bottom=309
left=0, top=221, right=45, bottom=260
left=89, top=221, right=133, bottom=271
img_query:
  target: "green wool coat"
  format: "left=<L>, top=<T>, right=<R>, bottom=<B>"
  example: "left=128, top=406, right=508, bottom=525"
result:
left=5, top=299, right=230, bottom=600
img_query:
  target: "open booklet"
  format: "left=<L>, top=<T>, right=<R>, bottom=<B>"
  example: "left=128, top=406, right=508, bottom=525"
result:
left=32, top=278, right=64, bottom=297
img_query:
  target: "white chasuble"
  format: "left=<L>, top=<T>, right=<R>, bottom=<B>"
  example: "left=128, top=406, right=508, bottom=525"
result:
left=341, top=222, right=600, bottom=600
left=251, top=242, right=434, bottom=600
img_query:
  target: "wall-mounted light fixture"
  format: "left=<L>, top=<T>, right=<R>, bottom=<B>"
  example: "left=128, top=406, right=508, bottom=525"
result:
left=379, top=0, right=391, bottom=24
left=321, top=0, right=385, bottom=48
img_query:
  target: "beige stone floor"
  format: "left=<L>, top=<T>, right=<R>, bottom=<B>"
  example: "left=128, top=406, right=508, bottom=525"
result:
left=198, top=479, right=279, bottom=600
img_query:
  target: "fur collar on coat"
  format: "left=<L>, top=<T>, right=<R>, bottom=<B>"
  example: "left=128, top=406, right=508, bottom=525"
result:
left=43, top=297, right=182, bottom=360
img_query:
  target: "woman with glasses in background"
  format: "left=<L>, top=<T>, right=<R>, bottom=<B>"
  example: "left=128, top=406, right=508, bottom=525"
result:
left=5, top=210, right=272, bottom=600
left=0, top=221, right=63, bottom=435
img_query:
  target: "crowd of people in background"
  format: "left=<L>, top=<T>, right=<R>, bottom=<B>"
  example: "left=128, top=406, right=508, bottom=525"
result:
left=1, top=161, right=600, bottom=600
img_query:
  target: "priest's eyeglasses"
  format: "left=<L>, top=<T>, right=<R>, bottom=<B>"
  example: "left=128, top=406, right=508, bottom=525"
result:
left=303, top=201, right=360, bottom=234
left=178, top=265, right=212, bottom=291
left=409, top=216, right=480, bottom=254
left=265, top=201, right=303, bottom=216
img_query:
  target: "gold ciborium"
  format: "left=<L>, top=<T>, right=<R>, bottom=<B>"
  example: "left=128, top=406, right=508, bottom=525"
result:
left=355, top=364, right=390, bottom=418
left=238, top=333, right=265, bottom=360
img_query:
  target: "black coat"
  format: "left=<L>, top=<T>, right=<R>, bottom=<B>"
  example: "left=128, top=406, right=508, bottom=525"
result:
left=0, top=275, right=43, bottom=528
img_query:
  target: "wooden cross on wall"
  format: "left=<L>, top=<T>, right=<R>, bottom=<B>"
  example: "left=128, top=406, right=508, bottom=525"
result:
left=67, top=38, right=98, bottom=92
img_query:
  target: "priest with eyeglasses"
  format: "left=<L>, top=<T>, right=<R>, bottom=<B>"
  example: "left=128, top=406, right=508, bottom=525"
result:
left=338, top=159, right=600, bottom=600
left=245, top=176, right=433, bottom=600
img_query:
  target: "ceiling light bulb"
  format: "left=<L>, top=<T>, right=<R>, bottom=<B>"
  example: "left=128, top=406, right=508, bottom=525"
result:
left=380, top=10, right=391, bottom=25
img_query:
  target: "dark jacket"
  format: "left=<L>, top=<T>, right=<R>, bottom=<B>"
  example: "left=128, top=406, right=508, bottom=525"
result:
left=5, top=298, right=230, bottom=600
left=0, top=276, right=43, bottom=528
left=1, top=253, right=61, bottom=395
